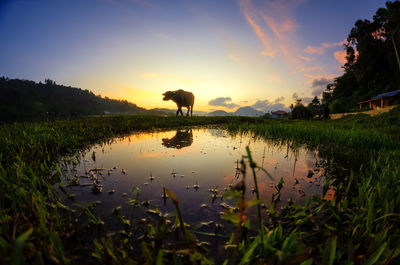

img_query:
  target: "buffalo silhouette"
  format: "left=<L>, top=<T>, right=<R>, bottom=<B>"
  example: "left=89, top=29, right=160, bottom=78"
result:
left=162, top=89, right=194, bottom=116
left=162, top=129, right=193, bottom=149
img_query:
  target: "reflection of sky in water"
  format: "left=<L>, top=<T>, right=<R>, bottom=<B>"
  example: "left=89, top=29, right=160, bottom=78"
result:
left=59, top=128, right=326, bottom=225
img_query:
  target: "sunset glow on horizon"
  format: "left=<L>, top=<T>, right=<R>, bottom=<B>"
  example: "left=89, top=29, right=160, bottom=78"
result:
left=0, top=0, right=386, bottom=112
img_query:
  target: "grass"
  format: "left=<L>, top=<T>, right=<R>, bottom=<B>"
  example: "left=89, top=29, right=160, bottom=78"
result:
left=227, top=109, right=400, bottom=151
left=1, top=108, right=400, bottom=264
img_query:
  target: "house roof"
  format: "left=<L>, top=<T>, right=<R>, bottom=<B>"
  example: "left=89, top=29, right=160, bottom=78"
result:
left=372, top=89, right=400, bottom=99
left=271, top=110, right=287, bottom=115
left=358, top=89, right=400, bottom=104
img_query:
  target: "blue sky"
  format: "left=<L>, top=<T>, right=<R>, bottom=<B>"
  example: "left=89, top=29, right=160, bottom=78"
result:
left=0, top=0, right=388, bottom=111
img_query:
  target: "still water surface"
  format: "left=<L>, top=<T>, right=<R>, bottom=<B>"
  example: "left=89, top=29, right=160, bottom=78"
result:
left=60, top=127, right=330, bottom=226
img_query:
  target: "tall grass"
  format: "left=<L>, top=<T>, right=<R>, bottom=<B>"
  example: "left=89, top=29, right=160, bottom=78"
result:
left=0, top=115, right=244, bottom=264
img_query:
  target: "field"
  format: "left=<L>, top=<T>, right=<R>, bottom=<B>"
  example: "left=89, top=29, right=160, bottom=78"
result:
left=1, top=109, right=400, bottom=264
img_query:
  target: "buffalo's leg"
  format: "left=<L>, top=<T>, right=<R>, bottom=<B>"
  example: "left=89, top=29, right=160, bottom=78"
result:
left=177, top=107, right=183, bottom=116
left=186, top=107, right=190, bottom=116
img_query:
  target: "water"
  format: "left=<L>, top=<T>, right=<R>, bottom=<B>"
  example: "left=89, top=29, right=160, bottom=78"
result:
left=59, top=127, right=329, bottom=227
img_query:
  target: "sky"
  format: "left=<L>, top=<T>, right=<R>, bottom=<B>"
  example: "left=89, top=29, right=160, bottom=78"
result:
left=0, top=0, right=388, bottom=112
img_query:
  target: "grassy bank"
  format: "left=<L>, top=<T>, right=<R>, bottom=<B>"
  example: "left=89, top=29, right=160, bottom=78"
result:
left=1, top=110, right=399, bottom=264
left=227, top=106, right=400, bottom=151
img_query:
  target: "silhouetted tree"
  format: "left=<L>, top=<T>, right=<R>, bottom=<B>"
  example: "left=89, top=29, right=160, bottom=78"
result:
left=291, top=99, right=312, bottom=120
left=323, top=104, right=330, bottom=119
left=307, top=96, right=321, bottom=118
left=324, top=1, right=400, bottom=113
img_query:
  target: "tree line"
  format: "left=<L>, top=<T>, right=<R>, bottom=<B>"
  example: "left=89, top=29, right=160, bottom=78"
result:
left=323, top=0, right=400, bottom=113
left=0, top=77, right=164, bottom=121
left=289, top=97, right=330, bottom=120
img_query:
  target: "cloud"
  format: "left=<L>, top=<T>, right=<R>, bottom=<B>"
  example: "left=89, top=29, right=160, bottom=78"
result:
left=251, top=97, right=289, bottom=112
left=244, top=12, right=277, bottom=57
left=291, top=65, right=324, bottom=74
left=263, top=15, right=296, bottom=42
left=292, top=92, right=312, bottom=104
left=240, top=0, right=301, bottom=61
left=311, top=77, right=331, bottom=96
left=302, top=97, right=313, bottom=104
left=304, top=74, right=337, bottom=80
left=298, top=55, right=311, bottom=62
left=275, top=96, right=284, bottom=103
left=334, top=50, right=346, bottom=65
left=312, top=87, right=326, bottom=97
left=312, top=78, right=331, bottom=88
left=269, top=103, right=288, bottom=112
left=208, top=97, right=239, bottom=109
left=304, top=41, right=344, bottom=55
left=252, top=99, right=271, bottom=109
left=240, top=0, right=327, bottom=76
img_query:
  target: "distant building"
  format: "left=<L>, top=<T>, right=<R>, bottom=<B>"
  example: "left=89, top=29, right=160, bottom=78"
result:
left=103, top=111, right=110, bottom=114
left=358, top=89, right=400, bottom=110
left=271, top=110, right=288, bottom=119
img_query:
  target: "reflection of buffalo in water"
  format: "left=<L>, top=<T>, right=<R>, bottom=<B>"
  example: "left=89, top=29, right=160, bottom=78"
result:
left=162, top=89, right=195, bottom=116
left=162, top=129, right=193, bottom=149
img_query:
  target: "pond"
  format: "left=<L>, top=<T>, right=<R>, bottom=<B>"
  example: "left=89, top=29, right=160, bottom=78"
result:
left=58, top=127, right=332, bottom=229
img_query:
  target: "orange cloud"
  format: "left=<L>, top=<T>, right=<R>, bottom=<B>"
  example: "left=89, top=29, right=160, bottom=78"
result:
left=298, top=55, right=311, bottom=62
left=281, top=18, right=296, bottom=32
left=263, top=16, right=281, bottom=40
left=304, top=41, right=344, bottom=55
left=304, top=46, right=324, bottom=55
left=292, top=65, right=324, bottom=74
left=263, top=15, right=296, bottom=41
left=240, top=0, right=327, bottom=77
left=241, top=0, right=301, bottom=63
left=244, top=12, right=277, bottom=57
left=304, top=74, right=337, bottom=80
left=334, top=50, right=346, bottom=65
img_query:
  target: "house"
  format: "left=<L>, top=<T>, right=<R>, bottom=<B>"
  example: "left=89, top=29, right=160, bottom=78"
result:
left=271, top=110, right=288, bottom=119
left=358, top=89, right=400, bottom=110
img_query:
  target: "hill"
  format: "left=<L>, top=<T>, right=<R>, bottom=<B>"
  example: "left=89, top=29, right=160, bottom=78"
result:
left=233, top=106, right=264, bottom=116
left=208, top=110, right=231, bottom=116
left=207, top=107, right=264, bottom=117
left=0, top=77, right=164, bottom=121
